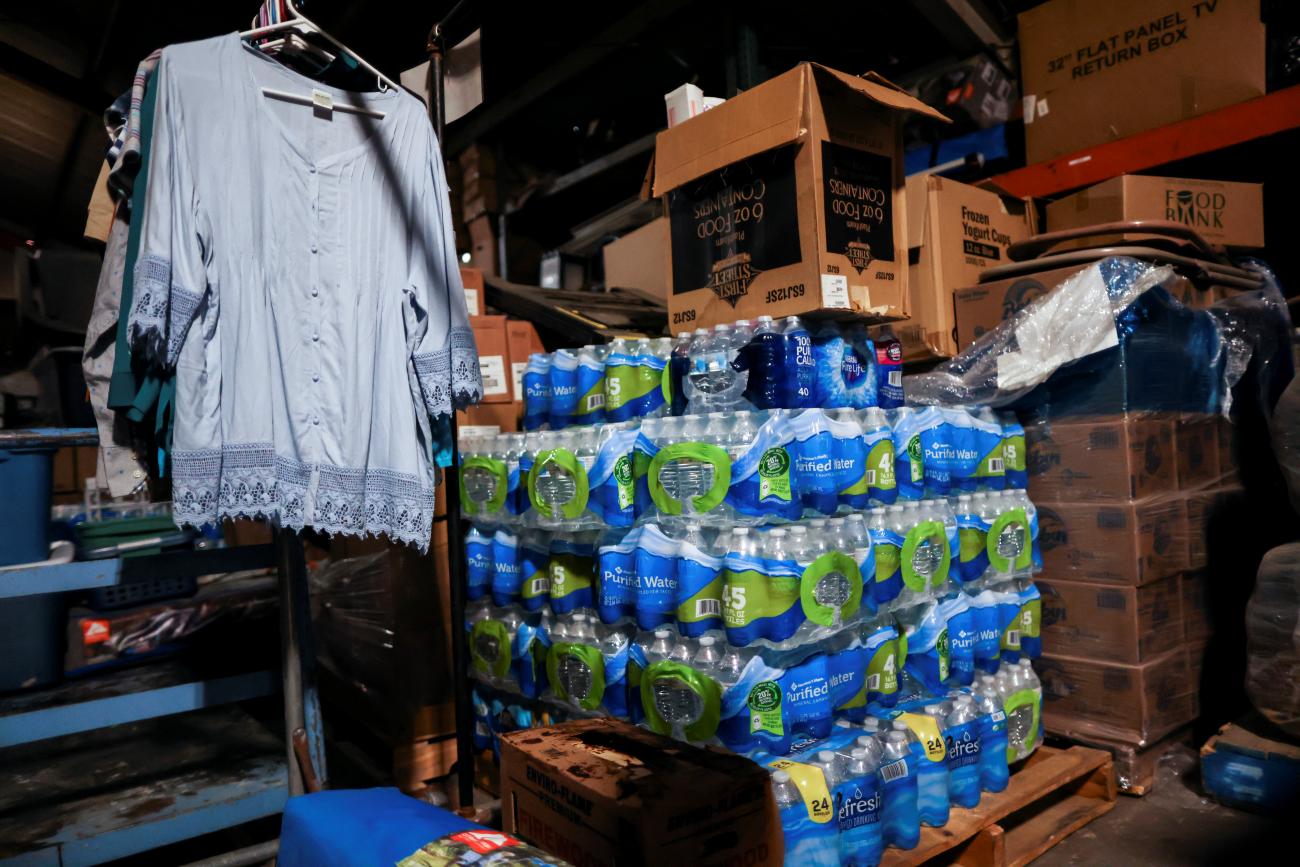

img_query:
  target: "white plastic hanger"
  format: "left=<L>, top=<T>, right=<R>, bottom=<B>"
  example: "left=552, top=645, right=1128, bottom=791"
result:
left=241, top=0, right=398, bottom=119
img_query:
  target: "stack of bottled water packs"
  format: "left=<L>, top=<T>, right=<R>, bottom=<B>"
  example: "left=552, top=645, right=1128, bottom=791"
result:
left=520, top=315, right=908, bottom=432
left=463, top=394, right=1043, bottom=867
left=458, top=404, right=1026, bottom=530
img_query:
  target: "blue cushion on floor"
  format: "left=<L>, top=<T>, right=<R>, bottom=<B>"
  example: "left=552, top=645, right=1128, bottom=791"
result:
left=279, top=788, right=481, bottom=867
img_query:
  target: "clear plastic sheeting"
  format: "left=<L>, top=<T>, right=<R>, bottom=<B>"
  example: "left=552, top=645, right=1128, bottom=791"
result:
left=310, top=552, right=397, bottom=700
left=1245, top=542, right=1300, bottom=738
left=907, top=256, right=1292, bottom=420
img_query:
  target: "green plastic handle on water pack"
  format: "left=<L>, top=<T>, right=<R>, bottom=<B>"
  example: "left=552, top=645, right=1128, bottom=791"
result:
left=647, top=442, right=731, bottom=516
left=460, top=456, right=508, bottom=514
left=640, top=659, right=722, bottom=742
left=901, top=520, right=950, bottom=592
left=546, top=642, right=606, bottom=712
left=799, top=551, right=863, bottom=627
left=470, top=619, right=511, bottom=679
left=1004, top=688, right=1041, bottom=761
left=987, top=507, right=1031, bottom=573
left=527, top=448, right=590, bottom=520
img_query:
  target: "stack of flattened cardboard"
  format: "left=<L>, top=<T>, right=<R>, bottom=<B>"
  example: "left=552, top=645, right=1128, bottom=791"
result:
left=1031, top=411, right=1241, bottom=755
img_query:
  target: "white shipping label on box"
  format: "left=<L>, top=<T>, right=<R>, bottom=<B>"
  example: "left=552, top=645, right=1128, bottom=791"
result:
left=479, top=355, right=508, bottom=396
left=821, top=274, right=850, bottom=309
left=464, top=288, right=480, bottom=317
left=512, top=361, right=527, bottom=401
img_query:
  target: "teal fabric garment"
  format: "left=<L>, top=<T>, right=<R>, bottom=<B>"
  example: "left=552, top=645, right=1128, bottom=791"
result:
left=111, top=74, right=175, bottom=478
left=108, top=79, right=161, bottom=411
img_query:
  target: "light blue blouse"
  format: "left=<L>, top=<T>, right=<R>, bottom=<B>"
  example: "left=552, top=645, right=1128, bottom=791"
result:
left=128, top=34, right=481, bottom=549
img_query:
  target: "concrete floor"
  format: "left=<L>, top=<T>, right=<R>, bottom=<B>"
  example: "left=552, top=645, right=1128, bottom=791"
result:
left=1033, top=745, right=1287, bottom=865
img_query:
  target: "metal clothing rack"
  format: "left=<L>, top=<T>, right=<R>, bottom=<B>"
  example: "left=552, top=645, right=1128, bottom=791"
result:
left=424, top=0, right=476, bottom=811
left=0, top=428, right=323, bottom=866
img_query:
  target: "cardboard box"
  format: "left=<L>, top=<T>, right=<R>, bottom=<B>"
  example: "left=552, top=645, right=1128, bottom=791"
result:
left=470, top=315, right=512, bottom=404
left=457, top=402, right=518, bottom=432
left=1181, top=570, right=1212, bottom=643
left=1018, top=0, right=1266, bottom=165
left=458, top=143, right=496, bottom=186
left=506, top=319, right=545, bottom=404
left=652, top=63, right=946, bottom=331
left=467, top=214, right=498, bottom=276
left=1040, top=648, right=1197, bottom=746
left=1046, top=175, right=1265, bottom=249
left=1174, top=414, right=1221, bottom=491
left=500, top=718, right=779, bottom=867
left=462, top=176, right=500, bottom=222
left=1025, top=414, right=1177, bottom=502
left=1184, top=485, right=1244, bottom=570
left=1038, top=575, right=1183, bottom=664
left=603, top=217, right=670, bottom=301
left=460, top=265, right=486, bottom=318
left=1186, top=638, right=1209, bottom=702
left=953, top=261, right=1083, bottom=349
left=1036, top=496, right=1189, bottom=586
left=905, top=175, right=1034, bottom=358
left=664, top=82, right=705, bottom=128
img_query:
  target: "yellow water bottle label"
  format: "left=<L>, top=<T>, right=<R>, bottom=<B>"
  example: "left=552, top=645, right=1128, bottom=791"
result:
left=769, top=759, right=835, bottom=823
left=899, top=712, right=947, bottom=763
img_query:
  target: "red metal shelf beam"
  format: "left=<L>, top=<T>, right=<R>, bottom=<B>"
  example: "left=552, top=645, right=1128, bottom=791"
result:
left=989, top=85, right=1300, bottom=199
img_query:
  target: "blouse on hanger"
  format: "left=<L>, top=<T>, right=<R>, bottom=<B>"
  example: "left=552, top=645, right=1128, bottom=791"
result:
left=129, top=33, right=481, bottom=550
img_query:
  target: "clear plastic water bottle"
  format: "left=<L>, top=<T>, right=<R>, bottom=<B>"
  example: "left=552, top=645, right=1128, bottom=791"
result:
left=745, top=315, right=785, bottom=409
left=686, top=324, right=750, bottom=413
left=837, top=744, right=885, bottom=867
left=646, top=337, right=675, bottom=418
left=575, top=344, right=608, bottom=425
left=944, top=694, right=983, bottom=808
left=669, top=331, right=693, bottom=417
left=523, top=353, right=553, bottom=431
left=1017, top=658, right=1043, bottom=754
left=782, top=316, right=816, bottom=408
left=647, top=627, right=675, bottom=662
left=693, top=634, right=722, bottom=668
left=874, top=326, right=904, bottom=409
left=973, top=675, right=1010, bottom=792
left=879, top=729, right=920, bottom=850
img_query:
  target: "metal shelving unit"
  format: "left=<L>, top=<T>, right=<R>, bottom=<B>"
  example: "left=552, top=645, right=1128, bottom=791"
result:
left=0, top=429, right=323, bottom=866
left=989, top=85, right=1300, bottom=198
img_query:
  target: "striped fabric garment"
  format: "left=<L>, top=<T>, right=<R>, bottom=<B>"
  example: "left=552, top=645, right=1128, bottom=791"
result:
left=105, top=48, right=163, bottom=204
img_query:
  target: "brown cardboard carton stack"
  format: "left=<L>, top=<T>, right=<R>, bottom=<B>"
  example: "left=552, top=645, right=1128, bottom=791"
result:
left=651, top=63, right=946, bottom=331
left=1031, top=411, right=1240, bottom=748
left=461, top=275, right=546, bottom=432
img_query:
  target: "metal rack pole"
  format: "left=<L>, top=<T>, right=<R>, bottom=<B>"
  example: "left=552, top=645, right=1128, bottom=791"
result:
left=426, top=2, right=475, bottom=810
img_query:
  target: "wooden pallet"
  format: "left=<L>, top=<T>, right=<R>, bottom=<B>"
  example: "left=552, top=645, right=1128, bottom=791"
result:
left=880, top=745, right=1116, bottom=867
